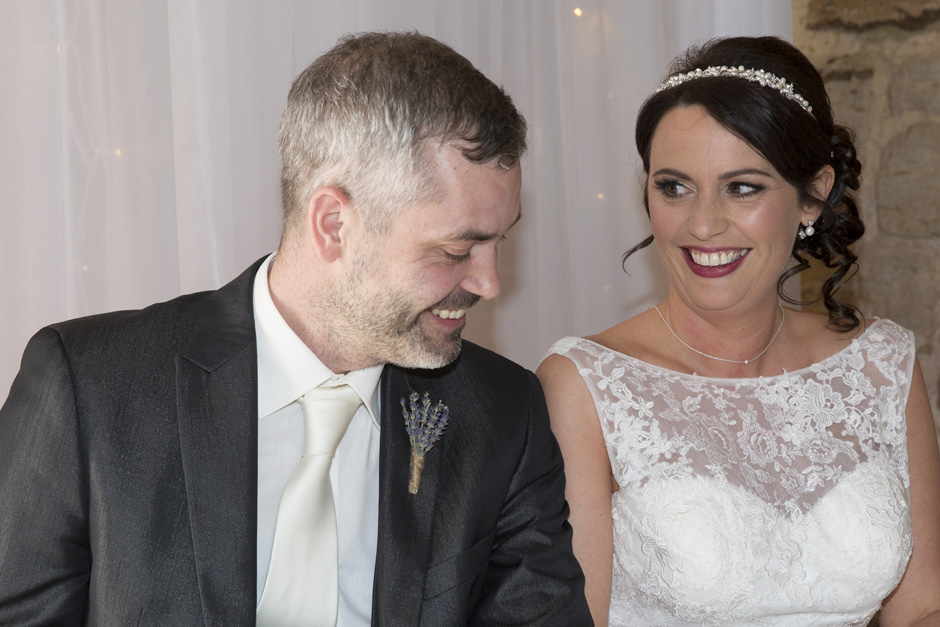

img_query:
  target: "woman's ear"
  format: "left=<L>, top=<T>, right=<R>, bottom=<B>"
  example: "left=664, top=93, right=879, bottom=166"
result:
left=307, top=187, right=352, bottom=263
left=803, top=164, right=835, bottom=224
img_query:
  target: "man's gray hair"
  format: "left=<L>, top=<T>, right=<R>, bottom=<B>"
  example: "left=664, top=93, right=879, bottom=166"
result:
left=278, top=31, right=527, bottom=235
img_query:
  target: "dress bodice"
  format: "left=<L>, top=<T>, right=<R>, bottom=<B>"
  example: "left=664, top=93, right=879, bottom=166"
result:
left=546, top=318, right=915, bottom=626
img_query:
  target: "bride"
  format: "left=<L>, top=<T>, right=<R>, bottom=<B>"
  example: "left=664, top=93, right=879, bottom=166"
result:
left=539, top=36, right=940, bottom=626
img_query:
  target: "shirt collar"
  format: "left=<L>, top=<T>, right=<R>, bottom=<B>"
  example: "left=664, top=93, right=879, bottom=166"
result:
left=253, top=253, right=384, bottom=426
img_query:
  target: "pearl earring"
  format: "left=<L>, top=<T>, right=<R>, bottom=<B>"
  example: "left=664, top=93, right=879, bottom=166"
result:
left=799, top=219, right=815, bottom=240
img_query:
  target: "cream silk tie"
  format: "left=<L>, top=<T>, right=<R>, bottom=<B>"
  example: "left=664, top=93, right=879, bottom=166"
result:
left=256, top=384, right=363, bottom=627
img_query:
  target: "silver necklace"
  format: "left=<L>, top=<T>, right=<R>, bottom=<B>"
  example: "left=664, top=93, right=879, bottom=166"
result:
left=652, top=304, right=785, bottom=365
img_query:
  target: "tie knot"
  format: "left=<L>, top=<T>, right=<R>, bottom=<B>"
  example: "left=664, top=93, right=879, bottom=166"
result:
left=297, top=384, right=362, bottom=456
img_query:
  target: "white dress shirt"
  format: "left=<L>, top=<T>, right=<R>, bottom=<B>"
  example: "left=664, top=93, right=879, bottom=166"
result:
left=254, top=254, right=381, bottom=627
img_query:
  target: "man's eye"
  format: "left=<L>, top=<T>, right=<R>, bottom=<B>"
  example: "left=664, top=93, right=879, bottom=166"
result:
left=444, top=250, right=471, bottom=262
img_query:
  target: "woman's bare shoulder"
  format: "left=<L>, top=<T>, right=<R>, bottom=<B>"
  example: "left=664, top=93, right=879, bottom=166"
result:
left=785, top=309, right=872, bottom=365
left=587, top=309, right=668, bottom=364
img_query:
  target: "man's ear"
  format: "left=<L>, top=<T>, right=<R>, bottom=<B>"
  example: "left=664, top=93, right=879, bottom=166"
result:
left=803, top=164, right=835, bottom=224
left=307, top=187, right=352, bottom=263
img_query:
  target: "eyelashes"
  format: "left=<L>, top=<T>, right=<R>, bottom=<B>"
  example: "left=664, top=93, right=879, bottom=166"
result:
left=442, top=250, right=472, bottom=263
left=653, top=179, right=687, bottom=197
left=652, top=178, right=766, bottom=199
left=726, top=181, right=765, bottom=197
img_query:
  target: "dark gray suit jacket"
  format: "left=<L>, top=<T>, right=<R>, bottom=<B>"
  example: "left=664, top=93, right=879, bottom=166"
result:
left=0, top=260, right=591, bottom=626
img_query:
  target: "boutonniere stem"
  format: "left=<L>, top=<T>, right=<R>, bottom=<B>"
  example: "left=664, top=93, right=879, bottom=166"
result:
left=401, top=391, right=449, bottom=495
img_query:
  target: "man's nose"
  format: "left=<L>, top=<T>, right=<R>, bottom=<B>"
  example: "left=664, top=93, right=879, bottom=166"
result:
left=460, top=246, right=501, bottom=300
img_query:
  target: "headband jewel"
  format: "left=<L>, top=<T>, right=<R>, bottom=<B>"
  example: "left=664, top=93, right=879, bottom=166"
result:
left=657, top=65, right=814, bottom=117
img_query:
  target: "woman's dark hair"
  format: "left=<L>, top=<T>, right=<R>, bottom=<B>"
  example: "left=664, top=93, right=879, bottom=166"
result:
left=627, top=36, right=864, bottom=331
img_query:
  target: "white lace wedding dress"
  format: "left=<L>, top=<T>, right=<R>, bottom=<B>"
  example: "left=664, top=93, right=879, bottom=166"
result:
left=546, top=318, right=915, bottom=626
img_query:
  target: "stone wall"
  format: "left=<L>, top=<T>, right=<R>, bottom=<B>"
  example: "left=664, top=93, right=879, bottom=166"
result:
left=794, top=0, right=940, bottom=432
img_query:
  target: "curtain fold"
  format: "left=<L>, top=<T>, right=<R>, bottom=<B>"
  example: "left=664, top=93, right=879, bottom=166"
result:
left=0, top=0, right=791, bottom=395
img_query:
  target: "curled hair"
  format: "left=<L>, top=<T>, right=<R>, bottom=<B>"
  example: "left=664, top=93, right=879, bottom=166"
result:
left=627, top=36, right=864, bottom=331
left=278, top=31, right=527, bottom=235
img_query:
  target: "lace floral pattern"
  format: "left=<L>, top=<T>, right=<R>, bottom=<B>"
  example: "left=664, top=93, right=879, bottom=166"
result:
left=546, top=319, right=915, bottom=626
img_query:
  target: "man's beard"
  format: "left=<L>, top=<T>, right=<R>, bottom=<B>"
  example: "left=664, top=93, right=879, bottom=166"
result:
left=322, top=254, right=480, bottom=370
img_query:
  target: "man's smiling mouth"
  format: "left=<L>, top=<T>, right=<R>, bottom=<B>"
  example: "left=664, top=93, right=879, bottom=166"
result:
left=431, top=308, right=467, bottom=320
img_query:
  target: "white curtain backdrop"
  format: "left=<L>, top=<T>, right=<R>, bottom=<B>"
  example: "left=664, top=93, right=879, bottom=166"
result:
left=0, top=0, right=791, bottom=396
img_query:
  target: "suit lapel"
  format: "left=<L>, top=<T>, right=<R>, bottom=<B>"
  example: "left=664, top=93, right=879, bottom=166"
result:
left=372, top=366, right=446, bottom=626
left=176, top=261, right=263, bottom=626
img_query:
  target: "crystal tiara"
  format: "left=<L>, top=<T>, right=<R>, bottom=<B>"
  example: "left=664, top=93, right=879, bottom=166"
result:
left=657, top=65, right=814, bottom=117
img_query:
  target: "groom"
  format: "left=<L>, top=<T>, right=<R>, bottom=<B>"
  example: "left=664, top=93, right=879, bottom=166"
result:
left=0, top=32, right=590, bottom=626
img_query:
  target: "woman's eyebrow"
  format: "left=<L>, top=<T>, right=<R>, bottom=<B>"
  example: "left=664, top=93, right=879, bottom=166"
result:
left=719, top=168, right=774, bottom=180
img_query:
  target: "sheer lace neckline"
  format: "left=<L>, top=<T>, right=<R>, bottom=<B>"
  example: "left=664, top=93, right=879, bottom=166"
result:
left=582, top=317, right=884, bottom=383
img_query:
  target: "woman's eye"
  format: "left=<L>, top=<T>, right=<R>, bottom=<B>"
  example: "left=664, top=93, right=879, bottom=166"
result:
left=728, top=182, right=764, bottom=197
left=654, top=179, right=688, bottom=198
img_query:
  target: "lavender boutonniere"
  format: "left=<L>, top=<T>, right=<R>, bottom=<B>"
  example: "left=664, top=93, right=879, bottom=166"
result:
left=401, top=391, right=449, bottom=495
